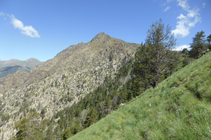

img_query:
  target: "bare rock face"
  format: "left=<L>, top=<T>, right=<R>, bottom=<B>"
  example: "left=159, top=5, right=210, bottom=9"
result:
left=0, top=33, right=140, bottom=140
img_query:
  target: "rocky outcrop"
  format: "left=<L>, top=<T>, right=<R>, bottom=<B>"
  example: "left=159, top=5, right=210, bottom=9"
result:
left=0, top=32, right=140, bottom=140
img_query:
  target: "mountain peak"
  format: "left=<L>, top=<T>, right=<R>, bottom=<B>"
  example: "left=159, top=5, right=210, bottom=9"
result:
left=91, top=32, right=111, bottom=43
left=96, top=32, right=106, bottom=36
left=26, top=58, right=41, bottom=62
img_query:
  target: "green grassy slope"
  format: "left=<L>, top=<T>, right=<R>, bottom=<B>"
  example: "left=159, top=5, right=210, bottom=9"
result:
left=69, top=52, right=211, bottom=140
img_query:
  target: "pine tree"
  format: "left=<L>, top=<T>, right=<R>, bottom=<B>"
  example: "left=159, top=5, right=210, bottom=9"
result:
left=15, top=118, right=29, bottom=140
left=84, top=107, right=98, bottom=128
left=62, top=128, right=72, bottom=140
left=207, top=34, right=211, bottom=45
left=15, top=111, right=43, bottom=140
left=133, top=19, right=177, bottom=88
left=189, top=31, right=206, bottom=58
left=104, top=96, right=112, bottom=115
left=207, top=34, right=211, bottom=50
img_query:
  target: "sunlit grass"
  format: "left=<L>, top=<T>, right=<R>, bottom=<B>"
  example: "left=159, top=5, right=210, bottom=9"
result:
left=69, top=52, right=211, bottom=140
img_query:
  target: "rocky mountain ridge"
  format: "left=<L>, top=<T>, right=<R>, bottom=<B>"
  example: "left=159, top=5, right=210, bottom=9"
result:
left=0, top=32, right=140, bottom=140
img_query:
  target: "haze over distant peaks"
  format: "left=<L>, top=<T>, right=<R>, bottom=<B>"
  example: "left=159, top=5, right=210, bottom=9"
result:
left=0, top=58, right=42, bottom=78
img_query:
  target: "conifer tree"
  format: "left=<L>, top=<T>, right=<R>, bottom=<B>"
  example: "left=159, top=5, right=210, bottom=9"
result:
left=190, top=31, right=206, bottom=58
left=207, top=34, right=211, bottom=45
left=207, top=34, right=211, bottom=49
left=14, top=111, right=43, bottom=140
left=190, top=31, right=207, bottom=58
left=84, top=107, right=98, bottom=128
left=133, top=19, right=177, bottom=88
left=62, top=128, right=72, bottom=140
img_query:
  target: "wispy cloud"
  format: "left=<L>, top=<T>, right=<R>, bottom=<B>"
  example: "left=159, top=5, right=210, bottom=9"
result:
left=172, top=0, right=201, bottom=37
left=177, top=0, right=189, bottom=10
left=203, top=3, right=206, bottom=8
left=173, top=45, right=190, bottom=51
left=164, top=6, right=170, bottom=12
left=0, top=12, right=4, bottom=16
left=10, top=15, right=40, bottom=38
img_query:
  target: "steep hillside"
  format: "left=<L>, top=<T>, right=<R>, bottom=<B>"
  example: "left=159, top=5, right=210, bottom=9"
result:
left=0, top=33, right=140, bottom=140
left=69, top=51, right=211, bottom=139
left=0, top=58, right=42, bottom=78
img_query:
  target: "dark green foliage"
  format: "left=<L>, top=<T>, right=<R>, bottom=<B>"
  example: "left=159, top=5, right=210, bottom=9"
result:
left=181, top=48, right=189, bottom=55
left=207, top=34, right=211, bottom=45
left=182, top=57, right=190, bottom=67
left=62, top=128, right=71, bottom=140
left=13, top=111, right=46, bottom=140
left=181, top=48, right=191, bottom=67
left=41, top=108, right=46, bottom=119
left=133, top=19, right=178, bottom=88
left=189, top=31, right=207, bottom=58
left=15, top=118, right=29, bottom=140
left=60, top=94, right=74, bottom=103
left=207, top=34, right=211, bottom=50
left=45, top=123, right=54, bottom=140
left=84, top=107, right=98, bottom=128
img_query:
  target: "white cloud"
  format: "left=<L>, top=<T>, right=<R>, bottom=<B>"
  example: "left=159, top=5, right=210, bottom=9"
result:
left=0, top=12, right=4, bottom=16
left=10, top=15, right=40, bottom=38
left=177, top=0, right=189, bottom=10
left=203, top=3, right=206, bottom=8
left=172, top=0, right=201, bottom=37
left=164, top=6, right=170, bottom=12
left=173, top=45, right=190, bottom=51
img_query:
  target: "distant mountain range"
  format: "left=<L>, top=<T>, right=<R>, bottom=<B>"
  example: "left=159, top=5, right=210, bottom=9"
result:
left=0, top=58, right=43, bottom=78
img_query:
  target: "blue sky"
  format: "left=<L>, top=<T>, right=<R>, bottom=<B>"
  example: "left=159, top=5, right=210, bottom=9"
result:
left=0, top=0, right=210, bottom=61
